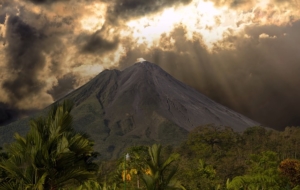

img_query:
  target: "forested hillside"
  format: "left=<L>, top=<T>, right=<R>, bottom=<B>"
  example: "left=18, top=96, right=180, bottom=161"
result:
left=96, top=125, right=300, bottom=189
left=1, top=101, right=300, bottom=189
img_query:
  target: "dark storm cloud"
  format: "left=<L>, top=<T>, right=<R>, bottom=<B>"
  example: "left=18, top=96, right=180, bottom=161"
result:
left=0, top=14, right=5, bottom=24
left=79, top=30, right=119, bottom=54
left=2, top=16, right=46, bottom=104
left=25, top=0, right=69, bottom=4
left=0, top=1, right=19, bottom=16
left=106, top=0, right=192, bottom=24
left=0, top=0, right=113, bottom=109
left=0, top=0, right=80, bottom=108
left=47, top=73, right=76, bottom=100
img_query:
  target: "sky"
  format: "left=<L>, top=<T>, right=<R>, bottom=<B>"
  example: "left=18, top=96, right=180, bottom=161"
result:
left=0, top=0, right=300, bottom=130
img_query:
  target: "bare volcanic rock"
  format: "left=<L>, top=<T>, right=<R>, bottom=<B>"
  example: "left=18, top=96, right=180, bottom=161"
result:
left=92, top=61, right=258, bottom=130
left=0, top=61, right=259, bottom=159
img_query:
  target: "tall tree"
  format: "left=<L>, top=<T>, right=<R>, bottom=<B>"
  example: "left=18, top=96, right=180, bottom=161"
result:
left=0, top=100, right=98, bottom=190
left=279, top=158, right=300, bottom=188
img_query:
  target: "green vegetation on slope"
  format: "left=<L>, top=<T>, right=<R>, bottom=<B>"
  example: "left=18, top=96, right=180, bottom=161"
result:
left=94, top=125, right=300, bottom=189
left=2, top=101, right=300, bottom=189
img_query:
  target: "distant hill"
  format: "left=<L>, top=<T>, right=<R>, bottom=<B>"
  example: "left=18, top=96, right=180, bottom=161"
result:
left=0, top=61, right=260, bottom=159
left=0, top=103, right=38, bottom=126
left=0, top=107, right=10, bottom=125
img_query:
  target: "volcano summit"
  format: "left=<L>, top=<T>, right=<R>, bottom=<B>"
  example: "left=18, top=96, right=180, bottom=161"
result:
left=0, top=61, right=259, bottom=159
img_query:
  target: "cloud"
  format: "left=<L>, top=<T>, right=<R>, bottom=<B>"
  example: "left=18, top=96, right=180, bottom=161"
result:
left=0, top=14, right=5, bottom=24
left=47, top=73, right=76, bottom=100
left=78, top=26, right=120, bottom=54
left=0, top=0, right=77, bottom=108
left=105, top=0, right=193, bottom=24
left=207, top=0, right=255, bottom=9
left=259, top=33, right=277, bottom=38
left=1, top=16, right=53, bottom=108
left=0, top=0, right=113, bottom=109
left=25, top=0, right=69, bottom=4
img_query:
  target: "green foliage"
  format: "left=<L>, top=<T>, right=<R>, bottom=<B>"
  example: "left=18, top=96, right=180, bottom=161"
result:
left=178, top=158, right=221, bottom=190
left=0, top=100, right=98, bottom=189
left=81, top=125, right=300, bottom=190
left=178, top=125, right=245, bottom=188
left=140, top=144, right=185, bottom=190
left=101, top=144, right=185, bottom=190
left=226, top=175, right=278, bottom=190
left=176, top=125, right=300, bottom=189
left=226, top=151, right=284, bottom=190
left=3, top=102, right=300, bottom=189
left=68, top=180, right=117, bottom=190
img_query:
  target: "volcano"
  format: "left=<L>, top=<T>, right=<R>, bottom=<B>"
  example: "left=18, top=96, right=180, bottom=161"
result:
left=0, top=61, right=259, bottom=159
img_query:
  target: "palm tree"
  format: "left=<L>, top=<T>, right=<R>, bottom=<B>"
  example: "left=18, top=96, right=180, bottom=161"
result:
left=141, top=144, right=185, bottom=190
left=0, top=100, right=98, bottom=190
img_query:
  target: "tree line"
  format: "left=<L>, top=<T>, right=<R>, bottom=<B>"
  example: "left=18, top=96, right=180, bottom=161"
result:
left=1, top=100, right=300, bottom=189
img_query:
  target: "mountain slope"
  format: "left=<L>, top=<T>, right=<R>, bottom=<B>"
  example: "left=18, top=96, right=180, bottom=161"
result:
left=0, top=61, right=259, bottom=159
